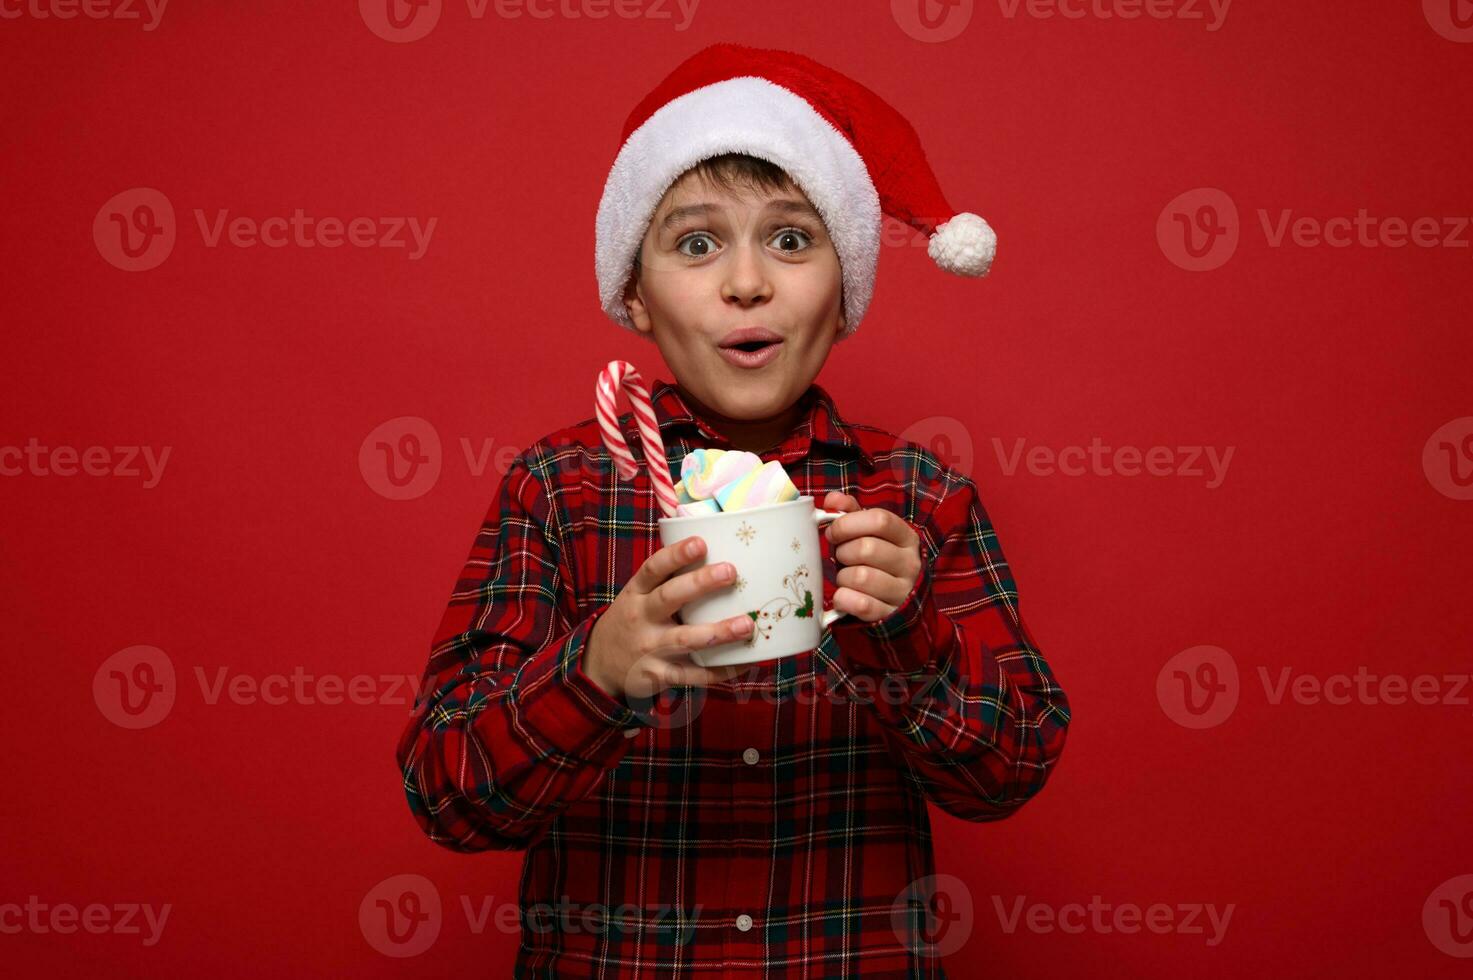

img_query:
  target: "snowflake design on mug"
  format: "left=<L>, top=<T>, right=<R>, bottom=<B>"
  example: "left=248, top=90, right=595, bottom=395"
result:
left=742, top=562, right=816, bottom=645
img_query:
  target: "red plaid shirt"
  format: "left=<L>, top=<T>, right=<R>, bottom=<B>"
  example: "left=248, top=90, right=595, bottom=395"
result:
left=396, top=378, right=1070, bottom=977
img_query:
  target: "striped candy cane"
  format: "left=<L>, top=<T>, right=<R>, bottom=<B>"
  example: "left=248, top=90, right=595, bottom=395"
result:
left=595, top=360, right=679, bottom=517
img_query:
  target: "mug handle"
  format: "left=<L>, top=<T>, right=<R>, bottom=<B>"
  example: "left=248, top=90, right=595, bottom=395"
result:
left=813, top=509, right=850, bottom=628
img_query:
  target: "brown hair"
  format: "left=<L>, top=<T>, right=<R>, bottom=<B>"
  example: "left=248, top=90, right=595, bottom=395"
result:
left=630, top=152, right=797, bottom=280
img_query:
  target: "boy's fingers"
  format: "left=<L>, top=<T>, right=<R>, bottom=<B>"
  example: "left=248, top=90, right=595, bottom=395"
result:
left=835, top=564, right=910, bottom=607
left=630, top=536, right=705, bottom=595
left=654, top=616, right=751, bottom=657
left=833, top=586, right=897, bottom=623
left=823, top=491, right=861, bottom=512
left=828, top=508, right=914, bottom=549
left=649, top=562, right=737, bottom=619
left=832, top=536, right=911, bottom=579
left=823, top=492, right=862, bottom=543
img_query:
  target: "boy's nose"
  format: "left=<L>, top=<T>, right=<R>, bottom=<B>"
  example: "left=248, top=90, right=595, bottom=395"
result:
left=720, top=244, right=773, bottom=308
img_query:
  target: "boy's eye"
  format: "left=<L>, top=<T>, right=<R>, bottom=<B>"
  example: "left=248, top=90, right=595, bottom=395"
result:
left=770, top=227, right=813, bottom=252
left=676, top=233, right=718, bottom=258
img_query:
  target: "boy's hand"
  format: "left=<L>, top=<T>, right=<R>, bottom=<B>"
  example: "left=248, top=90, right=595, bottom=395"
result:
left=822, top=491, right=923, bottom=623
left=585, top=535, right=754, bottom=700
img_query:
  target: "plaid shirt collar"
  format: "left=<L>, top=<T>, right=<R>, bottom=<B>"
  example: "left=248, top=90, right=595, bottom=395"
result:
left=635, top=378, right=874, bottom=467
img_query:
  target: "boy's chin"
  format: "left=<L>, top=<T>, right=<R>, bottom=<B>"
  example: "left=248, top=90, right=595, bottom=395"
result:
left=706, top=380, right=798, bottom=419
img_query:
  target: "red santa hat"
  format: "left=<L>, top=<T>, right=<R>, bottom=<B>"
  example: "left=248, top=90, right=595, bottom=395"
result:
left=594, top=42, right=997, bottom=338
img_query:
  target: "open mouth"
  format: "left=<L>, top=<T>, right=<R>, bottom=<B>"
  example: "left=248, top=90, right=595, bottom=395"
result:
left=718, top=338, right=784, bottom=368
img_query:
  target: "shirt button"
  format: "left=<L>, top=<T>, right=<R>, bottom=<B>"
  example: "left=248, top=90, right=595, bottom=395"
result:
left=735, top=913, right=753, bottom=932
left=742, top=747, right=759, bottom=765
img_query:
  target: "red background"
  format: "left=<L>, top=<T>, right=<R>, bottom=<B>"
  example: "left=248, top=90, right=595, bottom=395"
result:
left=4, top=0, right=1472, bottom=975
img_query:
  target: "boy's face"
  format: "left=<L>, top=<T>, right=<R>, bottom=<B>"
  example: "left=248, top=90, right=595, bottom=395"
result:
left=622, top=168, right=845, bottom=429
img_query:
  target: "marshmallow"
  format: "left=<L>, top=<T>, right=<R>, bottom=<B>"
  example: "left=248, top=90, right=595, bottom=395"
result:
left=714, top=459, right=800, bottom=512
left=674, top=478, right=696, bottom=504
left=679, top=448, right=719, bottom=495
left=675, top=499, right=722, bottom=518
left=681, top=448, right=762, bottom=500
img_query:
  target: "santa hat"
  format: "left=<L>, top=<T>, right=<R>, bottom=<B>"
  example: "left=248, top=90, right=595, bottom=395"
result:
left=594, top=42, right=996, bottom=338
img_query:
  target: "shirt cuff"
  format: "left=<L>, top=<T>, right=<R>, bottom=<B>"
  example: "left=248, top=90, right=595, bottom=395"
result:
left=511, top=605, right=650, bottom=756
left=829, top=557, right=953, bottom=674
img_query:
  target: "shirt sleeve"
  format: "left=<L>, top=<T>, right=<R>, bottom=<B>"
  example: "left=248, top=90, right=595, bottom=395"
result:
left=826, top=467, right=1071, bottom=823
left=395, top=453, right=649, bottom=852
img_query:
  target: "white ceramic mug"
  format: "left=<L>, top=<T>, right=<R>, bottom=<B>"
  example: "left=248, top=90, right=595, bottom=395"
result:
left=657, top=495, right=850, bottom=668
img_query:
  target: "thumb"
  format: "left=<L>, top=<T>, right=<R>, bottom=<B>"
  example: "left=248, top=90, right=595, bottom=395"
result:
left=823, top=491, right=861, bottom=513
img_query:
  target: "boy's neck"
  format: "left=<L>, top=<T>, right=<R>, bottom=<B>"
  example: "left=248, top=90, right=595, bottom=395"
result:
left=675, top=382, right=810, bottom=456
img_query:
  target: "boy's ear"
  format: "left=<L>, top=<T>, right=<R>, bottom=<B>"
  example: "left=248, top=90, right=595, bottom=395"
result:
left=623, top=275, right=654, bottom=336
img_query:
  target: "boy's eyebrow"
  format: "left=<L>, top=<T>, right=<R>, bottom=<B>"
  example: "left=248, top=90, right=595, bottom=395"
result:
left=658, top=198, right=823, bottom=230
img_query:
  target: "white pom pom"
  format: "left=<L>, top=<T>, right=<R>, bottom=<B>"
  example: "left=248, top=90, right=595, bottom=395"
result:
left=927, top=212, right=996, bottom=277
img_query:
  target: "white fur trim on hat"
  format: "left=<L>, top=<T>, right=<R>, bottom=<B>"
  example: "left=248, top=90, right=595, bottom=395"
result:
left=595, top=76, right=883, bottom=336
left=928, top=212, right=996, bottom=277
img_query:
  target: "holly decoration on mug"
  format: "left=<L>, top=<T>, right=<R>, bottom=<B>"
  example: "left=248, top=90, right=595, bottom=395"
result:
left=742, top=564, right=816, bottom=645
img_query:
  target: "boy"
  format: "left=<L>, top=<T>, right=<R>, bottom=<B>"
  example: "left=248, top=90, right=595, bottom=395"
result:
left=396, top=43, right=1070, bottom=977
